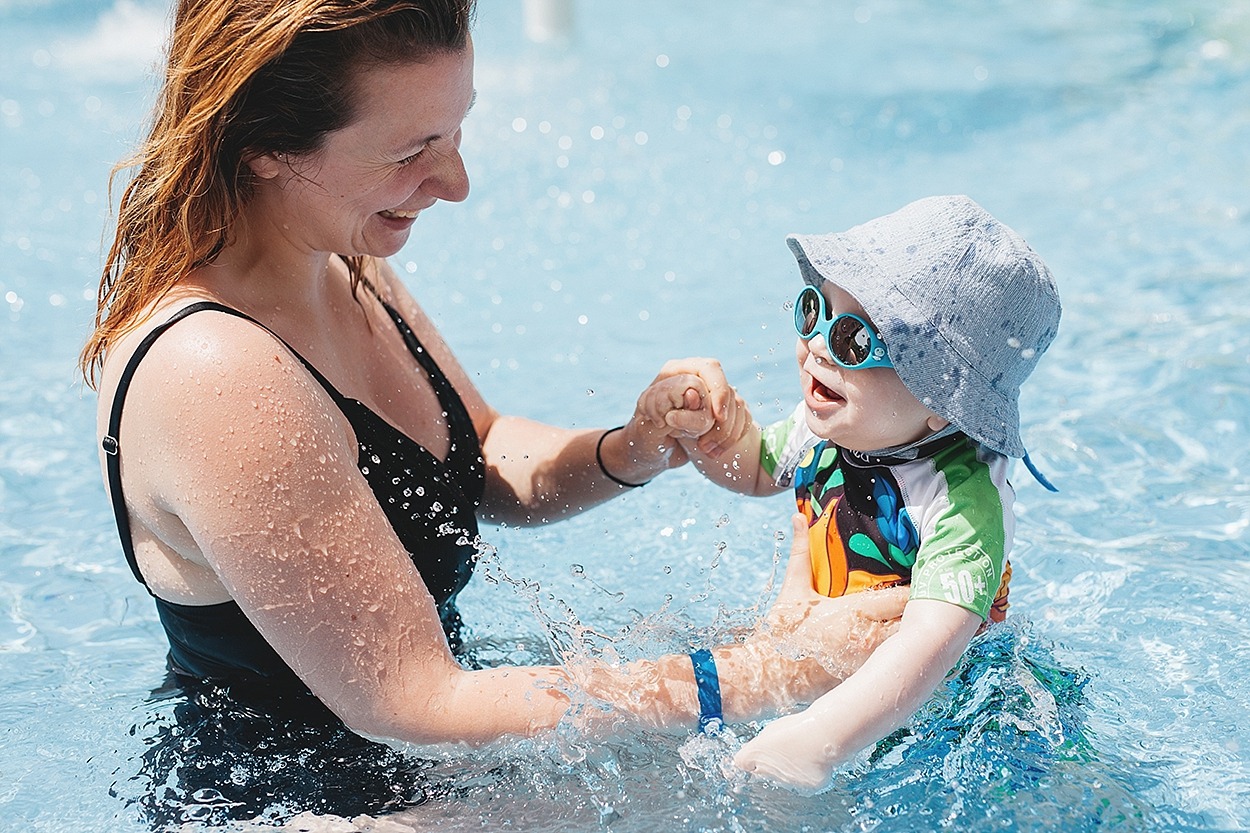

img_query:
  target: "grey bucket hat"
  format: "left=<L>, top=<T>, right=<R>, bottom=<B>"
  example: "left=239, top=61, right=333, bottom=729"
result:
left=786, top=195, right=1061, bottom=460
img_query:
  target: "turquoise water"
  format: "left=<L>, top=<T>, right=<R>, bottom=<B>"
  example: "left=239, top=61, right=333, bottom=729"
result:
left=2, top=1, right=1249, bottom=830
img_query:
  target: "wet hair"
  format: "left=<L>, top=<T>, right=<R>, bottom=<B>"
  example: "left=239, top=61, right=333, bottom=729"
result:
left=80, top=0, right=476, bottom=385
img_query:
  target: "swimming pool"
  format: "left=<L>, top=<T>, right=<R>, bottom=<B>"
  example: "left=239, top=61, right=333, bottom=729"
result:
left=2, top=0, right=1248, bottom=829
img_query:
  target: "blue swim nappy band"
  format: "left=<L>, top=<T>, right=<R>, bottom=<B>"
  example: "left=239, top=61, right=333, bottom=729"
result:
left=689, top=648, right=723, bottom=734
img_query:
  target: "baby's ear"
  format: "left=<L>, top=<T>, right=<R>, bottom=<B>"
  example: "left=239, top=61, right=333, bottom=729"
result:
left=926, top=414, right=950, bottom=432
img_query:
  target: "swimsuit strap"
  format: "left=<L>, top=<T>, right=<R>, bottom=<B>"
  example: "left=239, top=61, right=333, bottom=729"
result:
left=102, top=296, right=471, bottom=588
left=354, top=276, right=466, bottom=422
left=103, top=301, right=268, bottom=588
left=376, top=299, right=462, bottom=415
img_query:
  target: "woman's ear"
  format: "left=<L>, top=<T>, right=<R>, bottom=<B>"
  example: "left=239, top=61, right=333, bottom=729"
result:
left=926, top=414, right=950, bottom=433
left=245, top=151, right=284, bottom=180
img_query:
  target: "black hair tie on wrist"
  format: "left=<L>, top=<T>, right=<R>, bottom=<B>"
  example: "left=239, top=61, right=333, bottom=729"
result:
left=595, top=426, right=651, bottom=488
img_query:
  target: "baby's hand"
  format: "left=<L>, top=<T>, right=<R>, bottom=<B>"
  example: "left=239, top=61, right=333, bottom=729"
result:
left=734, top=710, right=837, bottom=793
left=634, top=358, right=751, bottom=458
left=634, top=373, right=714, bottom=441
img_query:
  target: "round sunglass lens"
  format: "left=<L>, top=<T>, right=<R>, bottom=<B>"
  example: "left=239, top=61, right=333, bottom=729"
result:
left=831, top=316, right=870, bottom=366
left=797, top=288, right=821, bottom=337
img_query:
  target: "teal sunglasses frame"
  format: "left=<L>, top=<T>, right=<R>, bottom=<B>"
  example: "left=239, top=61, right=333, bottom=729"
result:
left=793, top=285, right=893, bottom=370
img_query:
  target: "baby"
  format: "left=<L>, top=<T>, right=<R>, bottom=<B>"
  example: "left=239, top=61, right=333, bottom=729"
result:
left=639, top=195, right=1061, bottom=789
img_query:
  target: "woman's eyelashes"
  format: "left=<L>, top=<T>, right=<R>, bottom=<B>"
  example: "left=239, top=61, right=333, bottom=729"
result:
left=398, top=146, right=426, bottom=165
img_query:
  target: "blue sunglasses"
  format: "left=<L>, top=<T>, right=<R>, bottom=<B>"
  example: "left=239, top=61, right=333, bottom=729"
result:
left=793, top=285, right=892, bottom=370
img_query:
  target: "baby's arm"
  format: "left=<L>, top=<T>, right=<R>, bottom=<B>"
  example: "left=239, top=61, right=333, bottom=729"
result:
left=683, top=419, right=779, bottom=497
left=733, top=598, right=982, bottom=791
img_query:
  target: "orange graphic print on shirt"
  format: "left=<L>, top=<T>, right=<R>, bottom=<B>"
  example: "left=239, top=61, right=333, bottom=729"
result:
left=794, top=443, right=1011, bottom=621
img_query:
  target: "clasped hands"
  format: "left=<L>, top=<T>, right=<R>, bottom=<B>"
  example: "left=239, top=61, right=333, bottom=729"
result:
left=616, top=357, right=752, bottom=470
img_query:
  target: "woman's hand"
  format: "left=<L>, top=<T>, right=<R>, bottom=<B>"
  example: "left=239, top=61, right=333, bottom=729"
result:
left=564, top=514, right=907, bottom=733
left=626, top=357, right=752, bottom=470
left=741, top=514, right=908, bottom=706
left=736, top=553, right=982, bottom=791
left=630, top=373, right=709, bottom=470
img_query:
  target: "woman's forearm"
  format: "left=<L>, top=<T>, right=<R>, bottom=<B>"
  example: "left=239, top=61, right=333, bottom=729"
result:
left=573, top=628, right=868, bottom=732
left=355, top=572, right=906, bottom=746
left=480, top=415, right=676, bottom=525
left=363, top=646, right=774, bottom=746
left=360, top=664, right=574, bottom=745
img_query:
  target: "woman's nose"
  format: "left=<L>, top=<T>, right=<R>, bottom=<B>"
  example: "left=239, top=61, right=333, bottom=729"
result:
left=423, top=144, right=470, bottom=203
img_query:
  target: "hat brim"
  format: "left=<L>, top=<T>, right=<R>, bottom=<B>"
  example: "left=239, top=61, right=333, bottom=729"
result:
left=786, top=232, right=1026, bottom=458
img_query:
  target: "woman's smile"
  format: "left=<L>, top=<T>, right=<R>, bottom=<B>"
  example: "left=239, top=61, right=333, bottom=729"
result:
left=378, top=208, right=422, bottom=220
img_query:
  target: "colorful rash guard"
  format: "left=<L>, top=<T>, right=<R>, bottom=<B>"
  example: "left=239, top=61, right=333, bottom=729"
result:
left=761, top=404, right=1015, bottom=621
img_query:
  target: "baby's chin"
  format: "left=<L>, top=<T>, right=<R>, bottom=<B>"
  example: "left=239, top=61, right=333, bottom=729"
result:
left=803, top=411, right=929, bottom=453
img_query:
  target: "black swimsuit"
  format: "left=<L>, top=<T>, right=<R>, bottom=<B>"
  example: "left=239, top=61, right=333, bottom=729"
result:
left=103, top=300, right=485, bottom=689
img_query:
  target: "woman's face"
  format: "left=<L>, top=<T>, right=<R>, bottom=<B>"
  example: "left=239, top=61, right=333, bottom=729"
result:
left=254, top=38, right=476, bottom=259
left=795, top=282, right=947, bottom=452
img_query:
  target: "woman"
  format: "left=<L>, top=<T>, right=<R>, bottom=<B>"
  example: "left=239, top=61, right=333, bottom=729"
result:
left=82, top=0, right=905, bottom=820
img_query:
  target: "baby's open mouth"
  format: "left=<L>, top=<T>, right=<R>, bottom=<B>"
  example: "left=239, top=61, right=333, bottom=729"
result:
left=810, top=377, right=844, bottom=403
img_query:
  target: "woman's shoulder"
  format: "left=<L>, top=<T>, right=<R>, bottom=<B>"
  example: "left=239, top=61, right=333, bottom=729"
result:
left=99, top=295, right=351, bottom=450
left=102, top=297, right=286, bottom=388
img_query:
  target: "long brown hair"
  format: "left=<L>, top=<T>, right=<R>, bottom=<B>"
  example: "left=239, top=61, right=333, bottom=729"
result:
left=80, top=0, right=474, bottom=386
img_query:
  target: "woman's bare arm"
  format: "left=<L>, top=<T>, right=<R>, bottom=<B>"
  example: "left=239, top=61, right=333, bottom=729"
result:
left=116, top=310, right=573, bottom=742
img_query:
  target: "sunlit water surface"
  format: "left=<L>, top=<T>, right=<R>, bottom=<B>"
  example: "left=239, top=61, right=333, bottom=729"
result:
left=2, top=1, right=1248, bottom=831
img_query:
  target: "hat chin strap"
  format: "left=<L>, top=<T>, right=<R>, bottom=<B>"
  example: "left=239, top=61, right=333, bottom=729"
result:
left=1022, top=452, right=1058, bottom=492
left=853, top=426, right=1061, bottom=494
left=846, top=423, right=963, bottom=467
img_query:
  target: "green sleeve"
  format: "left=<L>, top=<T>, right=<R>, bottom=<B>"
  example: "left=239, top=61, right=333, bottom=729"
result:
left=759, top=414, right=797, bottom=480
left=908, top=448, right=1009, bottom=620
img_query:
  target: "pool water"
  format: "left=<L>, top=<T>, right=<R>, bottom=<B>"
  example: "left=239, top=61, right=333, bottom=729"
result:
left=3, top=1, right=1249, bottom=830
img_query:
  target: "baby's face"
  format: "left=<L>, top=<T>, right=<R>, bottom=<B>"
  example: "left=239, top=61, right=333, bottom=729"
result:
left=795, top=283, right=947, bottom=452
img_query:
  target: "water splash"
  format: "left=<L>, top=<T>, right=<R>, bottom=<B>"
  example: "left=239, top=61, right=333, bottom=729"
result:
left=827, top=619, right=1162, bottom=833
